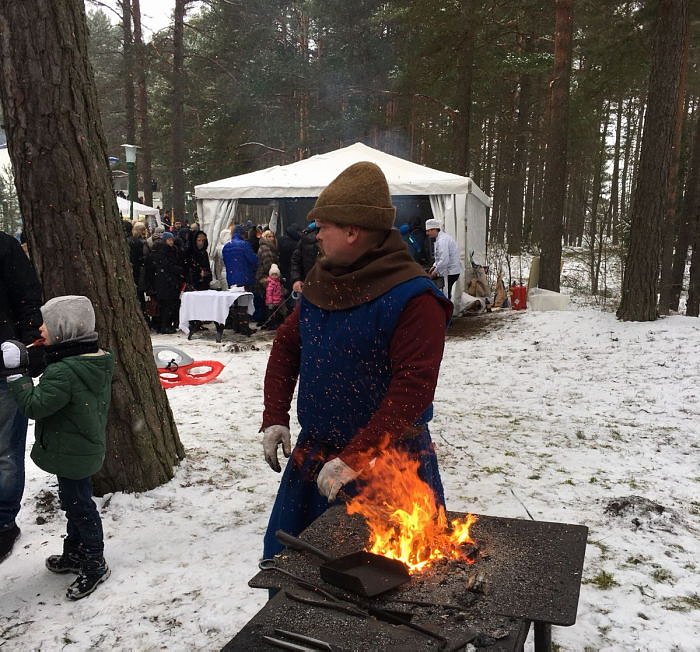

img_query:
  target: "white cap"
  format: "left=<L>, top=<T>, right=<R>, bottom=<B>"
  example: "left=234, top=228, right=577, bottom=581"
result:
left=425, top=218, right=441, bottom=230
left=268, top=263, right=281, bottom=276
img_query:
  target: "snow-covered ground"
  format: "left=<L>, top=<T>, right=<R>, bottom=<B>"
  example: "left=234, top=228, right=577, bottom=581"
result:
left=1, top=306, right=699, bottom=650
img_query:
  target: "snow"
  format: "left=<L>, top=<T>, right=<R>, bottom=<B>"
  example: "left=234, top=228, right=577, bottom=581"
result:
left=1, top=308, right=699, bottom=650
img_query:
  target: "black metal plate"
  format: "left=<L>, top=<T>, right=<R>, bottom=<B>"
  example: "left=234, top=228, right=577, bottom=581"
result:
left=468, top=514, right=588, bottom=626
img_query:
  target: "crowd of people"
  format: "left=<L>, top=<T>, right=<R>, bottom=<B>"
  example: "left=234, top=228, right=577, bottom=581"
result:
left=122, top=202, right=466, bottom=337
left=125, top=216, right=320, bottom=336
left=126, top=218, right=212, bottom=334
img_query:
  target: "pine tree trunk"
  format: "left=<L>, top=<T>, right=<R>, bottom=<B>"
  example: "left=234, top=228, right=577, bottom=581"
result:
left=297, top=10, right=310, bottom=160
left=531, top=118, right=547, bottom=246
left=657, top=29, right=689, bottom=315
left=0, top=0, right=184, bottom=494
left=507, top=66, right=531, bottom=255
left=492, top=113, right=513, bottom=245
left=688, top=210, right=700, bottom=316
left=539, top=0, right=573, bottom=291
left=524, top=113, right=543, bottom=246
left=454, top=0, right=476, bottom=176
left=121, top=0, right=136, bottom=147
left=132, top=0, right=153, bottom=207
left=680, top=113, right=700, bottom=315
left=617, top=0, right=689, bottom=321
left=171, top=0, right=187, bottom=221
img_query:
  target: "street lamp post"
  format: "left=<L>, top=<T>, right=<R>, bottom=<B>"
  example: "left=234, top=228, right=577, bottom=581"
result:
left=121, top=144, right=139, bottom=221
left=185, top=191, right=192, bottom=223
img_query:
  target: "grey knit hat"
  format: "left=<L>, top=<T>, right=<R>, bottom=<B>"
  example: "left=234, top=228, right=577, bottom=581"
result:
left=41, top=295, right=98, bottom=345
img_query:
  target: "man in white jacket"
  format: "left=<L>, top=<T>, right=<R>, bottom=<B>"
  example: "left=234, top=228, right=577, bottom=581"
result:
left=425, top=218, right=462, bottom=300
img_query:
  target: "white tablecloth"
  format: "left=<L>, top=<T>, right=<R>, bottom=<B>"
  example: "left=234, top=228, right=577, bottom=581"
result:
left=178, top=289, right=254, bottom=335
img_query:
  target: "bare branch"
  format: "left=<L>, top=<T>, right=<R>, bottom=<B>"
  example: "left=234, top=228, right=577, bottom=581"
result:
left=85, top=0, right=123, bottom=22
left=236, top=142, right=286, bottom=154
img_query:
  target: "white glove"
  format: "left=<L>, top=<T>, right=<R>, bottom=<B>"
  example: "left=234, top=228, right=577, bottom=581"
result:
left=317, top=457, right=359, bottom=502
left=1, top=341, right=22, bottom=369
left=262, top=425, right=291, bottom=472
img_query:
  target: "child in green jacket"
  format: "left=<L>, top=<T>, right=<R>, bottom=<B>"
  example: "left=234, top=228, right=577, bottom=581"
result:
left=0, top=295, right=114, bottom=600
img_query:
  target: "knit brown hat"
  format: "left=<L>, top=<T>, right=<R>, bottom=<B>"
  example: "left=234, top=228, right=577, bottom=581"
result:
left=308, top=161, right=395, bottom=231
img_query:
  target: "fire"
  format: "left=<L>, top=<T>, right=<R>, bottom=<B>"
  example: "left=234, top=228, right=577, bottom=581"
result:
left=346, top=446, right=477, bottom=572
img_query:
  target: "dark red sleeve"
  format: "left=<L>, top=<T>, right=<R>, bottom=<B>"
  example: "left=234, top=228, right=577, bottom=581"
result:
left=260, top=302, right=301, bottom=430
left=340, top=292, right=452, bottom=469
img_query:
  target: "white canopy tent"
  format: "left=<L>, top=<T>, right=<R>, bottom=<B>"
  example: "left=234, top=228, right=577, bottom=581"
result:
left=117, top=196, right=162, bottom=225
left=195, top=142, right=491, bottom=301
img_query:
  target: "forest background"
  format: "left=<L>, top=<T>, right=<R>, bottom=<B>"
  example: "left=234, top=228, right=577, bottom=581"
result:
left=0, top=1, right=698, bottom=317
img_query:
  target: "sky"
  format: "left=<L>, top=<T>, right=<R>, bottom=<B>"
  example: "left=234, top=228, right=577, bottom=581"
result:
left=1, top=292, right=699, bottom=650
left=85, top=0, right=180, bottom=37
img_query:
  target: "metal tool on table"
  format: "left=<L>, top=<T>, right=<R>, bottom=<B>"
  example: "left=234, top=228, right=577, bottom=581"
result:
left=258, top=560, right=409, bottom=622
left=263, top=628, right=334, bottom=651
left=285, top=590, right=370, bottom=619
left=275, top=529, right=410, bottom=598
left=259, top=559, right=459, bottom=649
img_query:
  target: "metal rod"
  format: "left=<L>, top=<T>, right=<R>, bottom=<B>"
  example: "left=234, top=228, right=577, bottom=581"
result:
left=510, top=488, right=535, bottom=520
left=274, top=628, right=333, bottom=651
left=262, top=635, right=316, bottom=652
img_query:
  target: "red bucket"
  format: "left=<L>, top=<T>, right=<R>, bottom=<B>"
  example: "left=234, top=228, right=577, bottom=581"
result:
left=512, top=284, right=527, bottom=310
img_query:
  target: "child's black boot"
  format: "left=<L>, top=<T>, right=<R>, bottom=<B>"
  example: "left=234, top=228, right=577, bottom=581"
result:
left=66, top=557, right=110, bottom=600
left=46, top=542, right=83, bottom=574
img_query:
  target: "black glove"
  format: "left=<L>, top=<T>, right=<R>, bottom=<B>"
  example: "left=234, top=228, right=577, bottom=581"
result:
left=27, top=345, right=47, bottom=377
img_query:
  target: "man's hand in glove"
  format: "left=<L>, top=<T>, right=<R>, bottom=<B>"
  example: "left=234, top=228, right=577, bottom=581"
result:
left=262, top=425, right=291, bottom=472
left=1, top=340, right=28, bottom=369
left=317, top=457, right=360, bottom=502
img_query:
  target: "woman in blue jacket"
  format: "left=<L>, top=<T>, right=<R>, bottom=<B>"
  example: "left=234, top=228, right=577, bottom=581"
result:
left=222, top=225, right=258, bottom=335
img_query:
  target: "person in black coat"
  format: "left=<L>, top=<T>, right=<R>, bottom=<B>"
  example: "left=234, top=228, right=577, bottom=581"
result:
left=290, top=222, right=320, bottom=295
left=247, top=224, right=260, bottom=254
left=277, top=224, right=301, bottom=292
left=144, top=232, right=184, bottom=334
left=127, top=223, right=148, bottom=315
left=0, top=231, right=44, bottom=561
left=127, top=223, right=147, bottom=282
left=184, top=230, right=213, bottom=291
left=121, top=219, right=133, bottom=240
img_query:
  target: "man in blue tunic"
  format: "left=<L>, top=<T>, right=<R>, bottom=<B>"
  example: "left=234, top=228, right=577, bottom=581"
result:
left=260, top=161, right=453, bottom=558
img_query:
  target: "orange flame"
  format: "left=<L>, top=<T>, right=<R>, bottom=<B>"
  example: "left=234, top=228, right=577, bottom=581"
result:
left=346, top=446, right=477, bottom=572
